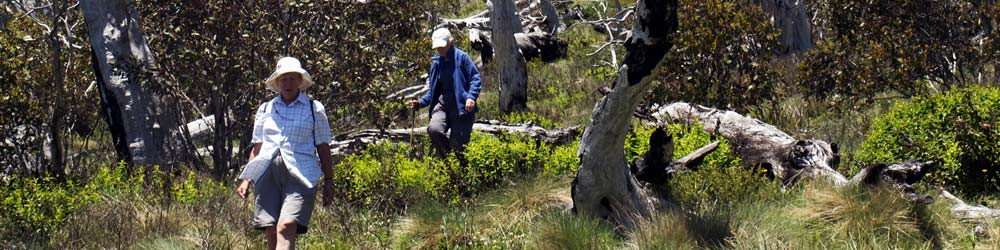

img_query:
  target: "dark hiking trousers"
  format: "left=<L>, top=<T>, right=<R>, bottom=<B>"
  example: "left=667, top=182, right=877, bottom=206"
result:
left=427, top=92, right=475, bottom=158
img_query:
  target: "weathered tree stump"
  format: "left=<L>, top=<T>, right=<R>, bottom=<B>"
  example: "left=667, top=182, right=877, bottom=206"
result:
left=571, top=0, right=679, bottom=229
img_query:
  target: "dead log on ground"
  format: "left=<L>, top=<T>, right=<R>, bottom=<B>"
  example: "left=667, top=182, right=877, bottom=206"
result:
left=850, top=160, right=936, bottom=203
left=649, top=102, right=848, bottom=186
left=330, top=120, right=581, bottom=158
left=940, top=190, right=1000, bottom=220
left=644, top=102, right=1000, bottom=221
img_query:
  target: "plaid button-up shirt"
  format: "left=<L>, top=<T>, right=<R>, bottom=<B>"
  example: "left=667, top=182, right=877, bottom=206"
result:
left=245, top=93, right=332, bottom=188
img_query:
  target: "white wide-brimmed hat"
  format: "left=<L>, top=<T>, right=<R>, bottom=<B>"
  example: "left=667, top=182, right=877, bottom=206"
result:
left=431, top=28, right=452, bottom=49
left=265, top=57, right=314, bottom=92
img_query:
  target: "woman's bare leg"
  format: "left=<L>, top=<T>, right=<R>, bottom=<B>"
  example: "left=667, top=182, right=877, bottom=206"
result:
left=275, top=220, right=298, bottom=250
left=264, top=226, right=278, bottom=250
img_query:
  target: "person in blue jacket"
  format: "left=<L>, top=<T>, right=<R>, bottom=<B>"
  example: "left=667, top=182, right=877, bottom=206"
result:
left=409, top=28, right=482, bottom=158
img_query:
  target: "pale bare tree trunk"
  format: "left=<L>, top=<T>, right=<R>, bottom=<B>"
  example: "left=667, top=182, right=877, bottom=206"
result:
left=539, top=0, right=562, bottom=33
left=80, top=0, right=179, bottom=168
left=752, top=0, right=814, bottom=54
left=572, top=0, right=678, bottom=229
left=491, top=0, right=529, bottom=113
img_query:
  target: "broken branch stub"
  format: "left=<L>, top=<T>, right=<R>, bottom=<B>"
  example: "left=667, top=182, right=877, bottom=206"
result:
left=650, top=102, right=847, bottom=186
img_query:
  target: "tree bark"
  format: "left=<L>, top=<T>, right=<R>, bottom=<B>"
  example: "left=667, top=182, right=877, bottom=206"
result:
left=539, top=0, right=562, bottom=33
left=630, top=127, right=720, bottom=184
left=44, top=0, right=67, bottom=177
left=751, top=0, right=813, bottom=54
left=211, top=85, right=228, bottom=179
left=571, top=0, right=678, bottom=229
left=80, top=0, right=179, bottom=168
left=491, top=0, right=530, bottom=113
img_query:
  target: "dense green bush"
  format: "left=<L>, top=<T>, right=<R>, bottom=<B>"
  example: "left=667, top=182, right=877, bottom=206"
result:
left=543, top=142, right=580, bottom=177
left=800, top=0, right=997, bottom=106
left=334, top=132, right=581, bottom=207
left=0, top=162, right=227, bottom=244
left=461, top=133, right=549, bottom=193
left=856, top=86, right=1000, bottom=193
left=0, top=176, right=93, bottom=242
left=333, top=142, right=453, bottom=207
left=652, top=0, right=782, bottom=112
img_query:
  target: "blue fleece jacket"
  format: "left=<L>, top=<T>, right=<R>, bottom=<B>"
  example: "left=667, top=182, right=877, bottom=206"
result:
left=418, top=46, right=482, bottom=116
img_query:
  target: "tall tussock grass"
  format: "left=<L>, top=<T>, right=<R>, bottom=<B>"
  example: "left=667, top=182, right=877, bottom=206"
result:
left=795, top=183, right=926, bottom=249
left=49, top=170, right=256, bottom=249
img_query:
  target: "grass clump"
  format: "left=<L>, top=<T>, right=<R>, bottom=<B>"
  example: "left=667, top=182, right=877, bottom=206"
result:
left=530, top=211, right=620, bottom=250
left=393, top=176, right=574, bottom=249
left=795, top=184, right=925, bottom=248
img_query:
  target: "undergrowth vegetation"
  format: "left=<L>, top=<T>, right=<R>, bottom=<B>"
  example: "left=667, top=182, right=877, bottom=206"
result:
left=333, top=132, right=579, bottom=209
left=4, top=121, right=1000, bottom=249
left=857, top=86, right=1000, bottom=194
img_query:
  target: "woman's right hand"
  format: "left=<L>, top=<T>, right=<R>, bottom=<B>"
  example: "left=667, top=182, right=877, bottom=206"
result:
left=236, top=180, right=251, bottom=199
left=408, top=99, right=420, bottom=109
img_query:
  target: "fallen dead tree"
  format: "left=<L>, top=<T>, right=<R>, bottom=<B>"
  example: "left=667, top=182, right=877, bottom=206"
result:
left=640, top=102, right=1000, bottom=221
left=437, top=0, right=569, bottom=65
left=329, top=120, right=581, bottom=159
left=648, top=102, right=848, bottom=186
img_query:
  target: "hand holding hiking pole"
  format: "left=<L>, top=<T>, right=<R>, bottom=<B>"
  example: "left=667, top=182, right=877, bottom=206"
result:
left=408, top=99, right=418, bottom=146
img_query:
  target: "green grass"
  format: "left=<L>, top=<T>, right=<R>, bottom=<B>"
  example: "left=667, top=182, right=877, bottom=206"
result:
left=6, top=155, right=1000, bottom=249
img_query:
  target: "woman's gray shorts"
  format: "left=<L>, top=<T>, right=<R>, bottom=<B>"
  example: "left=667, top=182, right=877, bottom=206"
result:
left=253, top=154, right=317, bottom=234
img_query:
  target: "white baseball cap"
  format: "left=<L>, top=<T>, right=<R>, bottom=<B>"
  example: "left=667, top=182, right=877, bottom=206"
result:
left=264, top=57, right=314, bottom=93
left=431, top=28, right=452, bottom=49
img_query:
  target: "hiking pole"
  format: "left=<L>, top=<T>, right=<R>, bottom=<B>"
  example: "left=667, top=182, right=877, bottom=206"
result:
left=410, top=103, right=415, bottom=147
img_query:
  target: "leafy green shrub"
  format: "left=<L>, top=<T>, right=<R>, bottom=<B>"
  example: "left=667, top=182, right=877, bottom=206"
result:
left=0, top=176, right=94, bottom=242
left=652, top=0, right=782, bottom=113
left=661, top=124, right=774, bottom=211
left=172, top=170, right=228, bottom=205
left=333, top=141, right=453, bottom=207
left=543, top=142, right=580, bottom=177
left=856, top=86, right=1000, bottom=193
left=334, top=132, right=574, bottom=207
left=625, top=124, right=655, bottom=161
left=0, top=161, right=242, bottom=245
left=462, top=133, right=549, bottom=194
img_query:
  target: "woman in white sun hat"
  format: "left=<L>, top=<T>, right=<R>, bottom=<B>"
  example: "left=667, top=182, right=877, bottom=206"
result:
left=236, top=56, right=333, bottom=249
